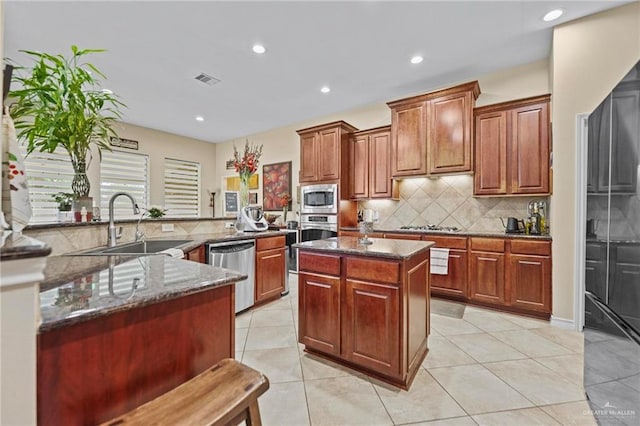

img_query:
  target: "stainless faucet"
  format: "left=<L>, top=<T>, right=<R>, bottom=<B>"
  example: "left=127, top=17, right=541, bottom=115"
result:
left=108, top=192, right=140, bottom=247
left=135, top=210, right=147, bottom=242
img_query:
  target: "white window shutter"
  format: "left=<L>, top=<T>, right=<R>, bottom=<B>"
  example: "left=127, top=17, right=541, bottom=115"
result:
left=100, top=151, right=149, bottom=220
left=164, top=158, right=200, bottom=217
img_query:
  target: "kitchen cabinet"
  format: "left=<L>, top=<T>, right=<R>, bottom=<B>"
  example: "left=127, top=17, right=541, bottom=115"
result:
left=184, top=244, right=205, bottom=263
left=474, top=95, right=551, bottom=196
left=423, top=235, right=468, bottom=299
left=298, top=244, right=430, bottom=389
left=297, top=121, right=358, bottom=183
left=387, top=81, right=480, bottom=178
left=255, top=236, right=286, bottom=303
left=469, top=238, right=506, bottom=305
left=588, top=86, right=640, bottom=194
left=608, top=245, right=640, bottom=331
left=338, top=230, right=418, bottom=240
left=349, top=126, right=397, bottom=199
left=507, top=240, right=552, bottom=313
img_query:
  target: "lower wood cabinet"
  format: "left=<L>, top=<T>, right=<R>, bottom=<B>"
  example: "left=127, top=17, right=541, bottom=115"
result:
left=508, top=253, right=551, bottom=313
left=299, top=272, right=341, bottom=355
left=255, top=236, right=286, bottom=303
left=184, top=244, right=205, bottom=263
left=469, top=250, right=506, bottom=305
left=423, top=236, right=467, bottom=299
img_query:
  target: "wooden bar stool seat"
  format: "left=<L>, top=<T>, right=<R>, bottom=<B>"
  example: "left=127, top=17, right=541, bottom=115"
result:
left=102, top=358, right=270, bottom=426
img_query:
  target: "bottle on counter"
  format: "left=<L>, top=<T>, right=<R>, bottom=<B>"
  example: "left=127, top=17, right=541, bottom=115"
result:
left=538, top=204, right=547, bottom=234
left=530, top=204, right=541, bottom=235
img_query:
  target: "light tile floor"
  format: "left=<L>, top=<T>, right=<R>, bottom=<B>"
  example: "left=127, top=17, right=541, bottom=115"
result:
left=236, top=274, right=596, bottom=426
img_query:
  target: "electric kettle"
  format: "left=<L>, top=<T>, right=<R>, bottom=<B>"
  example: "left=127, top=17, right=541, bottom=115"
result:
left=501, top=217, right=524, bottom=234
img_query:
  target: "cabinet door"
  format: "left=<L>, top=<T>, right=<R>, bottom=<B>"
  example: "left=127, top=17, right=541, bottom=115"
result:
left=609, top=89, right=639, bottom=192
left=474, top=111, right=507, bottom=195
left=469, top=251, right=505, bottom=305
left=299, top=272, right=341, bottom=355
left=510, top=101, right=550, bottom=194
left=428, top=92, right=473, bottom=174
left=185, top=245, right=205, bottom=263
left=609, top=263, right=640, bottom=331
left=318, top=127, right=341, bottom=181
left=300, top=132, right=318, bottom=182
left=507, top=254, right=551, bottom=313
left=587, top=100, right=606, bottom=193
left=383, top=233, right=422, bottom=240
left=255, top=247, right=285, bottom=302
left=369, top=130, right=393, bottom=198
left=431, top=249, right=467, bottom=298
left=391, top=101, right=427, bottom=177
left=350, top=135, right=369, bottom=198
left=343, top=279, right=400, bottom=377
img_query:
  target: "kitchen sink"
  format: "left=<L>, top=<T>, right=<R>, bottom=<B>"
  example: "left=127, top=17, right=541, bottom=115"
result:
left=71, top=239, right=194, bottom=256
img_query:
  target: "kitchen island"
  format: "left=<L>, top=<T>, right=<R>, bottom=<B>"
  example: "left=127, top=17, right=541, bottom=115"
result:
left=295, top=236, right=434, bottom=389
left=36, top=254, right=246, bottom=425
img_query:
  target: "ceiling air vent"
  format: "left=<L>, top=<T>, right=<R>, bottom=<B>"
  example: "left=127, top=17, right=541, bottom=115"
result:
left=194, top=72, right=220, bottom=86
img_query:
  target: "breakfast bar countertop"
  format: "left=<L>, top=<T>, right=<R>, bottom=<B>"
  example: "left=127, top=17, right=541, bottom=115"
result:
left=38, top=255, right=247, bottom=332
left=294, top=236, right=435, bottom=259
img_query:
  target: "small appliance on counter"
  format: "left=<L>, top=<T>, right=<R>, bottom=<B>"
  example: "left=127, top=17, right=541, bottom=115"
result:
left=240, top=205, right=268, bottom=232
left=501, top=217, right=525, bottom=234
left=358, top=208, right=378, bottom=245
left=527, top=201, right=548, bottom=234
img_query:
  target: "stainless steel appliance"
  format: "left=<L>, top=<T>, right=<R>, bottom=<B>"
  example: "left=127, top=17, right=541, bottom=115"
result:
left=301, top=183, right=338, bottom=215
left=282, top=228, right=299, bottom=273
left=584, top=61, right=640, bottom=425
left=240, top=205, right=268, bottom=232
left=301, top=214, right=338, bottom=242
left=208, top=240, right=255, bottom=313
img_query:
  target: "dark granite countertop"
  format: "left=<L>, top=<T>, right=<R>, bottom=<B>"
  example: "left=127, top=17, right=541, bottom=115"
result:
left=294, top=236, right=434, bottom=259
left=0, top=232, right=51, bottom=261
left=24, top=216, right=228, bottom=230
left=39, top=255, right=247, bottom=332
left=340, top=227, right=552, bottom=241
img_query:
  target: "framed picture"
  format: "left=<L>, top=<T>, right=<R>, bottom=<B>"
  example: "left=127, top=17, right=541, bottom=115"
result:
left=262, top=161, right=292, bottom=211
left=249, top=192, right=258, bottom=205
left=223, top=191, right=239, bottom=217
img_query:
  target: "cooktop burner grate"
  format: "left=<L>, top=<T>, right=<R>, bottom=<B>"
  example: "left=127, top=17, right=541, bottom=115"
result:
left=399, top=225, right=460, bottom=232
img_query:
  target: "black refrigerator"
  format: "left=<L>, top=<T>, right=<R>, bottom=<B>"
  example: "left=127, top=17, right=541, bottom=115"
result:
left=584, top=61, right=640, bottom=425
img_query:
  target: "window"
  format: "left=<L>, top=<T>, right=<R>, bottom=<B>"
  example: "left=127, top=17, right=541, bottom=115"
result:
left=164, top=158, right=200, bottom=217
left=20, top=146, right=74, bottom=223
left=100, top=151, right=149, bottom=220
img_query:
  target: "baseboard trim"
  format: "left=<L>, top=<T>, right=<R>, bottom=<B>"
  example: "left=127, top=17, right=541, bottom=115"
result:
left=550, top=315, right=576, bottom=330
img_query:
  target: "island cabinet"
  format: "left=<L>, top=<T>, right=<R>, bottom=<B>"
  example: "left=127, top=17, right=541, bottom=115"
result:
left=297, top=121, right=358, bottom=184
left=474, top=95, right=551, bottom=196
left=184, top=244, right=205, bottom=263
left=468, top=237, right=551, bottom=317
left=297, top=237, right=432, bottom=389
left=387, top=81, right=480, bottom=178
left=422, top=235, right=468, bottom=300
left=349, top=126, right=398, bottom=199
left=255, top=235, right=286, bottom=303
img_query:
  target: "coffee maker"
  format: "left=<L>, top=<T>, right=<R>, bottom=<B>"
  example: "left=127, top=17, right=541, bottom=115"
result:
left=240, top=206, right=268, bottom=232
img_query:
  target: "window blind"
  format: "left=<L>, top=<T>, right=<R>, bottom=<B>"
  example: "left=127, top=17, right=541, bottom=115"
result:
left=100, top=150, right=149, bottom=220
left=164, top=158, right=200, bottom=217
left=20, top=146, right=74, bottom=223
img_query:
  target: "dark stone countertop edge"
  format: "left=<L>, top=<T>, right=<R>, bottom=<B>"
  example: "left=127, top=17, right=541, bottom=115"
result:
left=24, top=216, right=232, bottom=230
left=38, top=272, right=247, bottom=333
left=1, top=244, right=52, bottom=261
left=340, top=227, right=552, bottom=241
left=294, top=238, right=435, bottom=260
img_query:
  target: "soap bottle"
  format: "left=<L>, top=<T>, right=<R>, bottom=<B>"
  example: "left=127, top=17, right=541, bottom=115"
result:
left=80, top=206, right=88, bottom=223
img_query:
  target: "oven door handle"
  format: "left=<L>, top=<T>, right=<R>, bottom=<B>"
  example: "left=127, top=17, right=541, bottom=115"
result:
left=301, top=225, right=337, bottom=231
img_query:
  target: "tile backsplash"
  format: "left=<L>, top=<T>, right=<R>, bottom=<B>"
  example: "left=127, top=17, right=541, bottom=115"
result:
left=359, top=175, right=549, bottom=233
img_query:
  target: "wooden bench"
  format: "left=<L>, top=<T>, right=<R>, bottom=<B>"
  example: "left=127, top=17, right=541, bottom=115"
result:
left=101, top=358, right=270, bottom=426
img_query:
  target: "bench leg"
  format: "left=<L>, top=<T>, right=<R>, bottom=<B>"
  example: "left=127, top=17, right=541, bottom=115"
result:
left=245, top=400, right=262, bottom=426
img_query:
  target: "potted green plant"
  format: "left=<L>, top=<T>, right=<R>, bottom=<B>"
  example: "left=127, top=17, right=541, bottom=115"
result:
left=9, top=45, right=125, bottom=221
left=52, top=192, right=74, bottom=222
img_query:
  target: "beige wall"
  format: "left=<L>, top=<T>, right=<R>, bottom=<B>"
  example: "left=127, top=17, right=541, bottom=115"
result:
left=214, top=59, right=550, bottom=218
left=91, top=122, right=217, bottom=216
left=551, top=2, right=640, bottom=322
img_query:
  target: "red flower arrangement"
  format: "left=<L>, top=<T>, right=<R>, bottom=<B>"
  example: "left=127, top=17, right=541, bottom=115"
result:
left=232, top=140, right=263, bottom=181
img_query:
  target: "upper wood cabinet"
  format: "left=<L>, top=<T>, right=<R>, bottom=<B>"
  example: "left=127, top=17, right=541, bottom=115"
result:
left=474, top=95, right=551, bottom=196
left=297, top=121, right=358, bottom=183
left=348, top=126, right=397, bottom=199
left=387, top=81, right=480, bottom=178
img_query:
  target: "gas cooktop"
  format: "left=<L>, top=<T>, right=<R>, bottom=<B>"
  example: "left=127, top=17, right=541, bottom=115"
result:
left=399, top=225, right=461, bottom=232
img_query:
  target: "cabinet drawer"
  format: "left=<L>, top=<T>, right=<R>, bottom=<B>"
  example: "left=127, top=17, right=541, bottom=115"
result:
left=510, top=239, right=551, bottom=256
left=299, top=252, right=341, bottom=275
left=346, top=257, right=400, bottom=285
left=256, top=236, right=285, bottom=251
left=422, top=235, right=467, bottom=249
left=384, top=233, right=422, bottom=240
left=470, top=238, right=505, bottom=253
left=586, top=243, right=604, bottom=260
left=616, top=246, right=640, bottom=264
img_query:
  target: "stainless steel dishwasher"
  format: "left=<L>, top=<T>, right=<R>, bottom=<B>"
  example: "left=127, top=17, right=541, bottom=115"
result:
left=208, top=240, right=255, bottom=313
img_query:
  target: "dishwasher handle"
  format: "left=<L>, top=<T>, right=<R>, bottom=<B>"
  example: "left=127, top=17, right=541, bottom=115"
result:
left=208, top=241, right=255, bottom=253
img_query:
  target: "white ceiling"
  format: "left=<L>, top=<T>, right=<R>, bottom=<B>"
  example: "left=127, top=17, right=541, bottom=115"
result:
left=3, top=1, right=630, bottom=143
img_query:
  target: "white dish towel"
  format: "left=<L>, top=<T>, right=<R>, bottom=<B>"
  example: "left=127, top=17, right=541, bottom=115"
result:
left=430, top=248, right=450, bottom=275
left=159, top=248, right=185, bottom=259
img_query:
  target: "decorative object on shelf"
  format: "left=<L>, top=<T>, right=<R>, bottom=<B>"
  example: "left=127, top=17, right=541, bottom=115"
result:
left=232, top=140, right=263, bottom=208
left=52, top=192, right=74, bottom=222
left=279, top=192, right=291, bottom=223
left=263, top=161, right=292, bottom=211
left=207, top=189, right=216, bottom=217
left=265, top=214, right=280, bottom=224
left=9, top=45, right=125, bottom=222
left=147, top=206, right=166, bottom=218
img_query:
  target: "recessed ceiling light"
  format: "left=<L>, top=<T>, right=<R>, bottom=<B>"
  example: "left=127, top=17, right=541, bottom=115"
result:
left=195, top=116, right=204, bottom=122
left=543, top=9, right=563, bottom=22
left=410, top=55, right=423, bottom=64
left=320, top=86, right=331, bottom=94
left=252, top=44, right=266, bottom=54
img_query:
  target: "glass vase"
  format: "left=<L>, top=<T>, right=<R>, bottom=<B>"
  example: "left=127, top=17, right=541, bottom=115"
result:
left=71, top=160, right=90, bottom=197
left=239, top=173, right=250, bottom=208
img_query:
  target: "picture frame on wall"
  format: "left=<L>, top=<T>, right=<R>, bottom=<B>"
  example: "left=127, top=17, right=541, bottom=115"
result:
left=262, top=161, right=292, bottom=211
left=223, top=191, right=239, bottom=217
